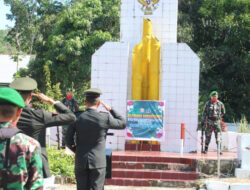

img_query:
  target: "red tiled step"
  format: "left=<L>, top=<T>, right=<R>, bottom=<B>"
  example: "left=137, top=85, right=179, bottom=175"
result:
left=112, top=168, right=199, bottom=180
left=105, top=177, right=196, bottom=187
left=112, top=161, right=192, bottom=171
left=125, top=143, right=160, bottom=151
left=112, top=155, right=195, bottom=166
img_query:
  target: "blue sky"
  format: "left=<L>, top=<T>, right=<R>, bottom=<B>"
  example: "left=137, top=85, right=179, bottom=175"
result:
left=0, top=0, right=14, bottom=30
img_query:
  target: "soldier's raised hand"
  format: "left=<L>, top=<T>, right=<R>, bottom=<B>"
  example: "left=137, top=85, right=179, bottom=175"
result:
left=100, top=101, right=111, bottom=111
left=32, top=93, right=55, bottom=104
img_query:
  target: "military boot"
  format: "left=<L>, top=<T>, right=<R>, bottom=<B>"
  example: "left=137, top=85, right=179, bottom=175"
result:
left=202, top=146, right=208, bottom=154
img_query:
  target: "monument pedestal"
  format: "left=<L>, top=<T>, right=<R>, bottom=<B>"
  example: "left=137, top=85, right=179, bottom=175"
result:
left=235, top=168, right=250, bottom=178
left=235, top=134, right=250, bottom=178
left=125, top=141, right=160, bottom=151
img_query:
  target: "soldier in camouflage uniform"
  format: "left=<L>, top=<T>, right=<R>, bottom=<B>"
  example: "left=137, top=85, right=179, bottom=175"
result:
left=201, top=91, right=226, bottom=154
left=61, top=88, right=79, bottom=148
left=0, top=87, right=43, bottom=189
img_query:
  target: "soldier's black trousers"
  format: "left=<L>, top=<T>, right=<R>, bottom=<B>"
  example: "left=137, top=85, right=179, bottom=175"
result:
left=75, top=167, right=106, bottom=190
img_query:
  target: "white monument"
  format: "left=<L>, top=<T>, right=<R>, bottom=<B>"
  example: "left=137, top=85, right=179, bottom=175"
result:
left=235, top=134, right=250, bottom=178
left=91, top=0, right=200, bottom=152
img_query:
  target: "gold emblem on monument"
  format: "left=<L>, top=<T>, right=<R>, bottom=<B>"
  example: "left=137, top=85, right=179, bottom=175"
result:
left=138, top=0, right=160, bottom=15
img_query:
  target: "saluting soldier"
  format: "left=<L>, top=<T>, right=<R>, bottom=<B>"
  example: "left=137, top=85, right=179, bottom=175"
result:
left=0, top=87, right=43, bottom=189
left=66, top=88, right=126, bottom=190
left=9, top=77, right=76, bottom=178
left=61, top=88, right=80, bottom=148
left=201, top=91, right=226, bottom=154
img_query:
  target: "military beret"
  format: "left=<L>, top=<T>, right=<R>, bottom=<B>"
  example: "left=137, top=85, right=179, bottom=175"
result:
left=0, top=87, right=25, bottom=108
left=66, top=88, right=72, bottom=92
left=210, top=91, right=218, bottom=97
left=9, top=77, right=37, bottom=91
left=84, top=88, right=102, bottom=98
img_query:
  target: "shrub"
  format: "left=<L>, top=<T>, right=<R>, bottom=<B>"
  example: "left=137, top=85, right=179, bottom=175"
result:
left=47, top=146, right=75, bottom=182
left=236, top=115, right=250, bottom=133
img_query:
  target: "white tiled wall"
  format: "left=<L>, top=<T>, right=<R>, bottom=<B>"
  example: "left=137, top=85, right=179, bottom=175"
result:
left=91, top=42, right=129, bottom=150
left=160, top=43, right=200, bottom=152
left=120, top=0, right=178, bottom=46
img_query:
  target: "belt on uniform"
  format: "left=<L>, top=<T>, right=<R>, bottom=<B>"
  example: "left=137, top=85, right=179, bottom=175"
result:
left=208, top=117, right=218, bottom=121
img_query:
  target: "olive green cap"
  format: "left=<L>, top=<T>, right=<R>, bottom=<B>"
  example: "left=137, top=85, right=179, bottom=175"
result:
left=0, top=87, right=25, bottom=108
left=210, top=91, right=218, bottom=97
left=84, top=88, right=102, bottom=98
left=9, top=77, right=37, bottom=91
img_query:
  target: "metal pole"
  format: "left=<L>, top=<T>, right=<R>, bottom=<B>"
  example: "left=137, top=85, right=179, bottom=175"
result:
left=47, top=128, right=51, bottom=148
left=57, top=126, right=60, bottom=149
left=217, top=132, right=221, bottom=177
left=180, top=123, right=185, bottom=157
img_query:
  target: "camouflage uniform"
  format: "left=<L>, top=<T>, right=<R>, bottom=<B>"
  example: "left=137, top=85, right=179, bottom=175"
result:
left=61, top=97, right=79, bottom=147
left=201, top=100, right=226, bottom=150
left=61, top=97, right=79, bottom=113
left=0, top=122, right=43, bottom=190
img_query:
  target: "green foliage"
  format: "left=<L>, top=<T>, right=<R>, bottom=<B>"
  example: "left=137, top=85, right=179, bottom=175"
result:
left=4, top=0, right=40, bottom=54
left=0, top=29, right=16, bottom=53
left=27, top=0, right=119, bottom=102
left=47, top=146, right=75, bottom=180
left=236, top=115, right=250, bottom=133
left=179, top=0, right=250, bottom=122
left=43, top=61, right=63, bottom=112
left=5, top=0, right=249, bottom=122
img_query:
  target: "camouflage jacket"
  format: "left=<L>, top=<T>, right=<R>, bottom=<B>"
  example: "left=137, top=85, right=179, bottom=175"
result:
left=201, top=100, right=226, bottom=123
left=61, top=97, right=79, bottom=113
left=0, top=122, right=43, bottom=190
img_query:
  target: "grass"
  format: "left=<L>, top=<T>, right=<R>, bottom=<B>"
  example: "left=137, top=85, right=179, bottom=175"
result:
left=235, top=115, right=250, bottom=133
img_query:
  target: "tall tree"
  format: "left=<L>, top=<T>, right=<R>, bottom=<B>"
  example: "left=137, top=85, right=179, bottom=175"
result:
left=16, top=0, right=120, bottom=101
left=4, top=0, right=40, bottom=54
left=178, top=0, right=250, bottom=121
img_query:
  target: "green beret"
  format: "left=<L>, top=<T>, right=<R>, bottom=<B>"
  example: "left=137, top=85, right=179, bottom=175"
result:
left=210, top=91, right=218, bottom=97
left=84, top=88, right=102, bottom=98
left=10, top=77, right=37, bottom=91
left=66, top=88, right=72, bottom=92
left=0, top=87, right=25, bottom=108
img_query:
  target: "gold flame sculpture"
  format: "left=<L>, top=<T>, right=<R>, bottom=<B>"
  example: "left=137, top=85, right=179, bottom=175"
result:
left=132, top=18, right=160, bottom=101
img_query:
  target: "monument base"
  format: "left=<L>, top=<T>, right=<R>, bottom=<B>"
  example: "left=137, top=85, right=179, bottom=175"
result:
left=125, top=141, right=160, bottom=151
left=235, top=168, right=250, bottom=179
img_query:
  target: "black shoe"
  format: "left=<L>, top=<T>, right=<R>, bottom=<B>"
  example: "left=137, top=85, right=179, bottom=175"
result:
left=202, top=147, right=208, bottom=154
left=202, top=150, right=208, bottom=154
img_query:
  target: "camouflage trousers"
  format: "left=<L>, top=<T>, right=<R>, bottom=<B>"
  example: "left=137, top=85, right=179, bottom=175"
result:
left=204, top=119, right=222, bottom=148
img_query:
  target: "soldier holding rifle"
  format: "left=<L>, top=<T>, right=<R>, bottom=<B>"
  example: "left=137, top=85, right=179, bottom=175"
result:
left=201, top=91, right=226, bottom=154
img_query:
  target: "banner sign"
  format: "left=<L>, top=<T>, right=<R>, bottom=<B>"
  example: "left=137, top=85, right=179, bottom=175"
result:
left=126, top=100, right=165, bottom=141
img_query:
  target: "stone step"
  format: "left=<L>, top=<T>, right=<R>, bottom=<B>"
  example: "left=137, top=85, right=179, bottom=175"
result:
left=112, top=154, right=195, bottom=166
left=125, top=142, right=160, bottom=151
left=112, top=161, right=192, bottom=171
left=105, top=177, right=197, bottom=187
left=112, top=168, right=199, bottom=180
